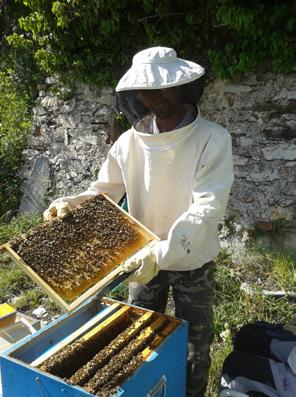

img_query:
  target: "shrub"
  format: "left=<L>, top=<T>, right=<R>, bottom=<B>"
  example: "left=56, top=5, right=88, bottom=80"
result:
left=7, top=1, right=296, bottom=88
left=0, top=72, right=32, bottom=217
left=0, top=214, right=42, bottom=245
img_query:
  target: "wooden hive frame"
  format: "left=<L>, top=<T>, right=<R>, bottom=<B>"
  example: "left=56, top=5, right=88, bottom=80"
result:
left=0, top=194, right=159, bottom=312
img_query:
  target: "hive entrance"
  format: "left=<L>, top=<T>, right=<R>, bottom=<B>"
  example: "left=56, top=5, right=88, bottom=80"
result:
left=6, top=194, right=156, bottom=305
left=37, top=304, right=179, bottom=397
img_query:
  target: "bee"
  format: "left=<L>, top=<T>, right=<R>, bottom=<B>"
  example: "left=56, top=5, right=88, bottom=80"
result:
left=10, top=194, right=150, bottom=295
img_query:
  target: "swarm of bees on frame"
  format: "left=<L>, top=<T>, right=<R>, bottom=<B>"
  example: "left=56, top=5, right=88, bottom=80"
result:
left=39, top=311, right=169, bottom=397
left=10, top=194, right=150, bottom=299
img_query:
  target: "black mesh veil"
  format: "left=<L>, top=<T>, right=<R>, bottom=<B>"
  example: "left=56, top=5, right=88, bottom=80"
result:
left=115, top=76, right=205, bottom=129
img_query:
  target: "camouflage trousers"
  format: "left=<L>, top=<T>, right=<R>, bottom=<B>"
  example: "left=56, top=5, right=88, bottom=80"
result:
left=128, top=261, right=215, bottom=397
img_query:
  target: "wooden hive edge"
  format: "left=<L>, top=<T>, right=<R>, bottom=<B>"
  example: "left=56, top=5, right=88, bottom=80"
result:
left=1, top=243, right=70, bottom=312
left=142, top=321, right=179, bottom=360
left=81, top=305, right=130, bottom=342
left=31, top=302, right=121, bottom=367
left=82, top=310, right=154, bottom=344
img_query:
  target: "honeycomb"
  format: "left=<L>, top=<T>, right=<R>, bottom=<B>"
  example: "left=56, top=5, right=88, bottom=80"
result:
left=10, top=194, right=155, bottom=302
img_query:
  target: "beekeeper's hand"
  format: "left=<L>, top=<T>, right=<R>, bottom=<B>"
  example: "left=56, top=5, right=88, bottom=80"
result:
left=43, top=201, right=72, bottom=221
left=121, top=245, right=159, bottom=284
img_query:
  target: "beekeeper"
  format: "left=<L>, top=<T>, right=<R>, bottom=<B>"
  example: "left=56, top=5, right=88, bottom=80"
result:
left=44, top=46, right=234, bottom=397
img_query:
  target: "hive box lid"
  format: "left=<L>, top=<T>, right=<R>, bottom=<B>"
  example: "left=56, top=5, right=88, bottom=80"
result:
left=0, top=314, right=40, bottom=354
left=0, top=304, right=17, bottom=329
left=0, top=194, right=158, bottom=312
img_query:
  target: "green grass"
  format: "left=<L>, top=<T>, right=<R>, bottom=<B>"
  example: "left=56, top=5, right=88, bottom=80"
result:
left=0, top=214, right=42, bottom=244
left=0, top=215, right=42, bottom=303
left=207, top=339, right=233, bottom=397
left=0, top=215, right=61, bottom=315
left=0, top=263, right=34, bottom=301
left=236, top=244, right=295, bottom=292
left=269, top=251, right=296, bottom=291
left=205, top=248, right=296, bottom=396
left=107, top=281, right=129, bottom=302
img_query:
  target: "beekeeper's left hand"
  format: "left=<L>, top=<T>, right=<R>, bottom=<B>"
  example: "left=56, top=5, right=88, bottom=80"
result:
left=121, top=244, right=159, bottom=284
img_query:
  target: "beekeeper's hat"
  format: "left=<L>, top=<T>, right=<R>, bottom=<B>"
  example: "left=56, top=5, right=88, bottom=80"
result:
left=115, top=47, right=205, bottom=129
left=116, top=46, right=205, bottom=92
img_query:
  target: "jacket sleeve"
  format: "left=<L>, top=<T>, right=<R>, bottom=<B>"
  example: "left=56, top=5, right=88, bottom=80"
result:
left=155, top=129, right=234, bottom=270
left=49, top=142, right=125, bottom=209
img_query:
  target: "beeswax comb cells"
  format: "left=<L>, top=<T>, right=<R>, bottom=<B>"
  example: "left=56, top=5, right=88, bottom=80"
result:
left=9, top=194, right=156, bottom=303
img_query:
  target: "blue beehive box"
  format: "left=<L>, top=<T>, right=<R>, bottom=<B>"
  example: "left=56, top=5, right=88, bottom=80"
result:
left=0, top=297, right=188, bottom=397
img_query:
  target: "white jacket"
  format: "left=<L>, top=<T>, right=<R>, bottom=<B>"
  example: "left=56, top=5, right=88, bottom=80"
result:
left=52, top=112, right=233, bottom=271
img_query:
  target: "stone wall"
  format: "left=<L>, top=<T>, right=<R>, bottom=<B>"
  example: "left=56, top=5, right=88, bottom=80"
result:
left=19, top=74, right=296, bottom=248
left=19, top=78, right=114, bottom=214
left=200, top=73, right=296, bottom=232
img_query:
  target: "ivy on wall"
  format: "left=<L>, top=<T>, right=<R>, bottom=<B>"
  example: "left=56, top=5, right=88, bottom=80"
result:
left=0, top=0, right=295, bottom=217
left=7, top=0, right=296, bottom=88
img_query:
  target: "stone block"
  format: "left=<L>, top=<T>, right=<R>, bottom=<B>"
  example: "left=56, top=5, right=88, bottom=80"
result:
left=224, top=84, right=252, bottom=94
left=60, top=98, right=76, bottom=113
left=97, top=95, right=114, bottom=106
left=262, top=144, right=296, bottom=160
left=40, top=96, right=60, bottom=108
left=247, top=169, right=280, bottom=182
left=78, top=134, right=98, bottom=146
left=19, top=156, right=50, bottom=215
left=57, top=114, right=76, bottom=128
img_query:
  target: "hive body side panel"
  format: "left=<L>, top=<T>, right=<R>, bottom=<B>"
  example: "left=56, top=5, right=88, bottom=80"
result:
left=0, top=356, right=94, bottom=397
left=117, top=321, right=188, bottom=397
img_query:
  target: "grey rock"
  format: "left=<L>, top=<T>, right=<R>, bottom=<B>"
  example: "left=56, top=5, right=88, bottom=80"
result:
left=60, top=98, right=76, bottom=113
left=237, top=136, right=254, bottom=147
left=240, top=74, right=257, bottom=86
left=93, top=106, right=110, bottom=123
left=240, top=282, right=255, bottom=295
left=97, top=95, right=114, bottom=106
left=274, top=88, right=289, bottom=100
left=247, top=169, right=280, bottom=182
left=40, top=96, right=60, bottom=108
left=262, top=144, right=296, bottom=160
left=19, top=156, right=50, bottom=215
left=101, top=87, right=114, bottom=95
left=232, top=155, right=249, bottom=166
left=287, top=91, right=296, bottom=100
left=57, top=114, right=76, bottom=128
left=32, top=307, right=47, bottom=318
left=45, top=77, right=58, bottom=85
left=284, top=161, right=296, bottom=168
left=33, top=106, right=47, bottom=116
left=78, top=134, right=98, bottom=146
left=224, top=84, right=252, bottom=93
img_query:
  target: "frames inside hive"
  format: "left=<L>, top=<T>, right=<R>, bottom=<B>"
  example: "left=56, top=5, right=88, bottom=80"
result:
left=37, top=305, right=179, bottom=397
left=9, top=194, right=156, bottom=302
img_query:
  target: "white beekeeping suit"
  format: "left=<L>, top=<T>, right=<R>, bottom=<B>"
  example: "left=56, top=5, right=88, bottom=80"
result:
left=44, top=46, right=234, bottom=397
left=45, top=46, right=233, bottom=281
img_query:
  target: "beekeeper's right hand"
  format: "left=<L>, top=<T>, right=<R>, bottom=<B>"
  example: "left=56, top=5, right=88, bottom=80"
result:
left=120, top=244, right=160, bottom=284
left=43, top=201, right=72, bottom=221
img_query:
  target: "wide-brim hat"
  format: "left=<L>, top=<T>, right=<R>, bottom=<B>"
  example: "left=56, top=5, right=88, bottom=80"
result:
left=116, top=46, right=205, bottom=92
